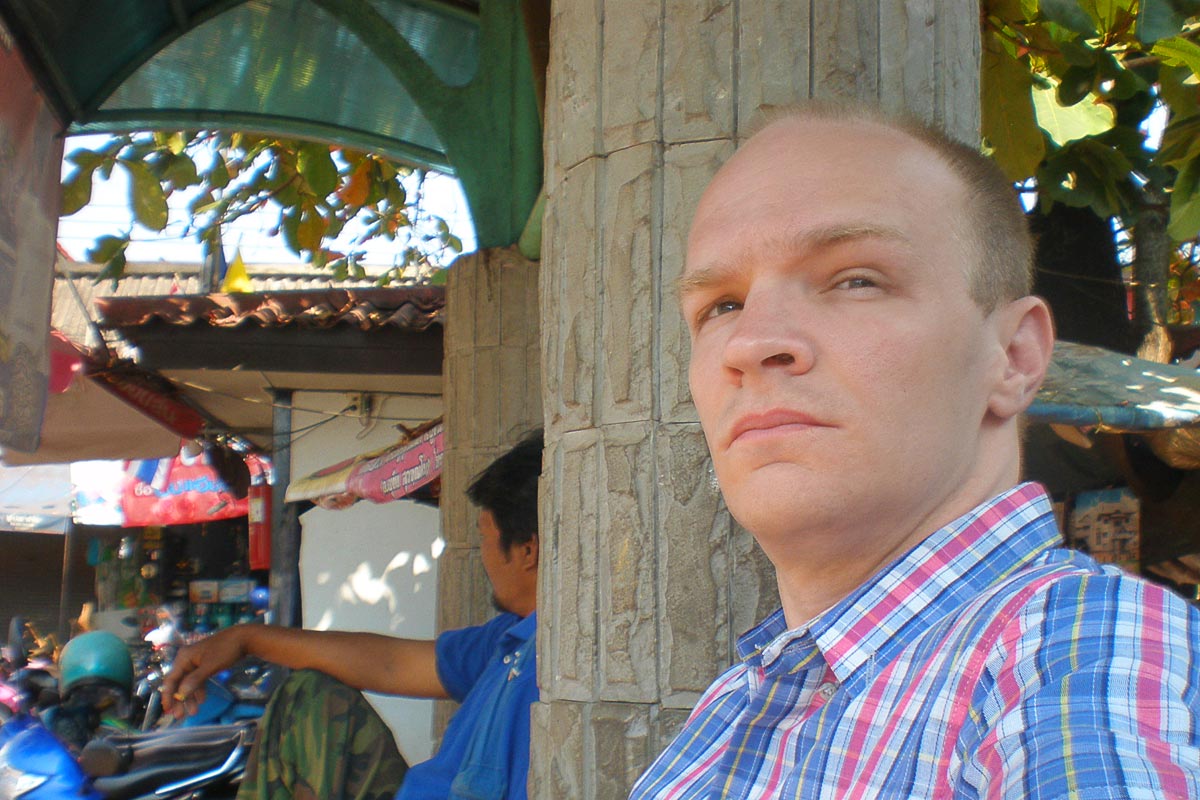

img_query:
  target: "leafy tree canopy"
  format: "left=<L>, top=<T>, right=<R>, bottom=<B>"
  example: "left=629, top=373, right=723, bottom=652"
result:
left=982, top=0, right=1200, bottom=330
left=60, top=131, right=463, bottom=286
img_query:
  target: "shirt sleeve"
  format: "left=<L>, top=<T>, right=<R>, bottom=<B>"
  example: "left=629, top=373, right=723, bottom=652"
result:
left=435, top=612, right=519, bottom=702
left=962, top=572, right=1200, bottom=799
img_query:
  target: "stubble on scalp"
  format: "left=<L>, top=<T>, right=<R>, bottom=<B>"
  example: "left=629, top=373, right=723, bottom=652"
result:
left=741, top=101, right=1035, bottom=313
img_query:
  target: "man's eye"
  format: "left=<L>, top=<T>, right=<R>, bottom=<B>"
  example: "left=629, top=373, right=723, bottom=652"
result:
left=835, top=276, right=878, bottom=291
left=703, top=300, right=742, bottom=320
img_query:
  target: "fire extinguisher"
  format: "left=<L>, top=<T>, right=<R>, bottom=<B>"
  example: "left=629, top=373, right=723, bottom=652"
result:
left=248, top=480, right=272, bottom=571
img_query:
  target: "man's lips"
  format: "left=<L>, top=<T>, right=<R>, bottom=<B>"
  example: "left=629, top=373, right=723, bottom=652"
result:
left=726, top=409, right=831, bottom=447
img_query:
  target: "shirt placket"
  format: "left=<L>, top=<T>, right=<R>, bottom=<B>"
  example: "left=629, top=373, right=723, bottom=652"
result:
left=717, top=638, right=835, bottom=799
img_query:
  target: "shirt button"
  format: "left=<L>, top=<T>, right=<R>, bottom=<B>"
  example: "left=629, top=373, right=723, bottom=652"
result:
left=503, top=655, right=512, bottom=664
left=817, top=682, right=837, bottom=700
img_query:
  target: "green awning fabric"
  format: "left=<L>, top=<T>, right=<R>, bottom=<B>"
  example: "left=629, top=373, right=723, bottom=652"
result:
left=0, top=0, right=544, bottom=248
left=1030, top=340, right=1200, bottom=432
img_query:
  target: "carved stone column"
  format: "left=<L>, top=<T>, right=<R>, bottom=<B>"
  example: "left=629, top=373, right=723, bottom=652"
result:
left=437, top=245, right=541, bottom=733
left=533, top=2, right=980, bottom=798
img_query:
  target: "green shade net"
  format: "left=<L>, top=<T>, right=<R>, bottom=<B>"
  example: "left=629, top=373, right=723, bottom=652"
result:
left=2, top=0, right=542, bottom=247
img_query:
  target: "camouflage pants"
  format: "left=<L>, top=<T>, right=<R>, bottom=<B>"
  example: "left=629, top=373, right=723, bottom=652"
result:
left=238, top=669, right=409, bottom=800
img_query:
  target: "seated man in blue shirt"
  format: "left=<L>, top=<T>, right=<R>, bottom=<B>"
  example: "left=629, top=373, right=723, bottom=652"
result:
left=162, top=430, right=543, bottom=800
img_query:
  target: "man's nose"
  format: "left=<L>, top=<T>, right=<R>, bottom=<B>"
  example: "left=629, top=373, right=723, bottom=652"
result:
left=721, top=294, right=814, bottom=377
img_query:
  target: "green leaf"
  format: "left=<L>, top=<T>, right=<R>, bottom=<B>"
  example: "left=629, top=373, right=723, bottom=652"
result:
left=66, top=149, right=106, bottom=170
left=1032, top=84, right=1115, bottom=144
left=86, top=235, right=129, bottom=264
left=1057, top=37, right=1099, bottom=67
left=1158, top=116, right=1200, bottom=168
left=161, top=153, right=200, bottom=191
left=60, top=166, right=95, bottom=216
left=1168, top=156, right=1200, bottom=241
left=1158, top=65, right=1200, bottom=123
left=296, top=207, right=328, bottom=253
left=208, top=153, right=231, bottom=190
left=981, top=35, right=1046, bottom=180
left=297, top=143, right=338, bottom=197
left=281, top=210, right=302, bottom=255
left=1137, top=0, right=1194, bottom=43
left=97, top=250, right=128, bottom=285
left=1056, top=64, right=1097, bottom=107
left=166, top=132, right=187, bottom=155
left=1151, top=36, right=1200, bottom=74
left=1041, top=0, right=1098, bottom=33
left=120, top=159, right=169, bottom=232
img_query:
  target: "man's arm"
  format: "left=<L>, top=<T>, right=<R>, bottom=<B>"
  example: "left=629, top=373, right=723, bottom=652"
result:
left=161, top=624, right=448, bottom=718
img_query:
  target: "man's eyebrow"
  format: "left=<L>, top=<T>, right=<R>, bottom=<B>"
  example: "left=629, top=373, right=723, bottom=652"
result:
left=676, top=223, right=910, bottom=298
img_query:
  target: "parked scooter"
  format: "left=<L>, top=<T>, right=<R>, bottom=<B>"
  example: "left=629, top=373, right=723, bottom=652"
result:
left=0, top=623, right=276, bottom=800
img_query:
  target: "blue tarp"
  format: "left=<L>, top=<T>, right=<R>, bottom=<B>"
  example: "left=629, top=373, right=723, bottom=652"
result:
left=1029, top=340, right=1200, bottom=432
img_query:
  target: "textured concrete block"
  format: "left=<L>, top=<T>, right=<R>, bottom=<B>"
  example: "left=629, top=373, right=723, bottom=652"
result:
left=600, top=0, right=661, bottom=152
left=546, top=160, right=598, bottom=434
left=471, top=253, right=502, bottom=350
left=540, top=191, right=562, bottom=424
left=730, top=519, right=779, bottom=641
left=497, top=248, right=539, bottom=349
left=652, top=707, right=693, bottom=756
left=441, top=455, right=470, bottom=545
left=660, top=139, right=733, bottom=423
left=499, top=345, right=538, bottom=442
left=541, top=429, right=600, bottom=701
left=528, top=700, right=586, bottom=800
left=471, top=350, right=502, bottom=449
left=590, top=702, right=655, bottom=800
left=879, top=0, right=936, bottom=122
left=598, top=423, right=658, bottom=702
left=663, top=0, right=734, bottom=144
left=936, top=0, right=982, bottom=140
left=811, top=1, right=879, bottom=101
left=435, top=545, right=489, bottom=634
left=546, top=0, right=600, bottom=184
left=737, top=0, right=813, bottom=131
left=655, top=424, right=734, bottom=704
left=599, top=144, right=656, bottom=425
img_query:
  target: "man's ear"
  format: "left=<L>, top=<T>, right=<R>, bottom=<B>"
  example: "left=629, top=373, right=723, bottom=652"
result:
left=519, top=534, right=540, bottom=571
left=987, top=296, right=1055, bottom=420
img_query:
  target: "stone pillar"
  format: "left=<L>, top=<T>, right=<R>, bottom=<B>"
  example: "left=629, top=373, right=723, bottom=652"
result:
left=438, top=245, right=541, bottom=734
left=534, top=2, right=980, bottom=798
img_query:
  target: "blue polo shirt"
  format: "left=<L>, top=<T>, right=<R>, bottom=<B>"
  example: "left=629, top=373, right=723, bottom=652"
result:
left=397, top=612, right=538, bottom=800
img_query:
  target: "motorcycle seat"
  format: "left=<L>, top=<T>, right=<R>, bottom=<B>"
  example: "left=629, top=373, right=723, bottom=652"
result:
left=86, top=723, right=252, bottom=800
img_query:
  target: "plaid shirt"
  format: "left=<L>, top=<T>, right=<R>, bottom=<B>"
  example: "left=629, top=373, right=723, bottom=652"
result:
left=630, top=483, right=1200, bottom=799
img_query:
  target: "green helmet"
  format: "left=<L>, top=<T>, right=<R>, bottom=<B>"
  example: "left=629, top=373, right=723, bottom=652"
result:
left=59, top=631, right=134, bottom=697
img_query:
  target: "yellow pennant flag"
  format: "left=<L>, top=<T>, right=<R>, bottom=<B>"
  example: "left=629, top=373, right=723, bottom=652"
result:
left=220, top=249, right=253, bottom=293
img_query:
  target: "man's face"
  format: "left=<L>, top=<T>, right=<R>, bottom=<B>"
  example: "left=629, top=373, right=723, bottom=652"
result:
left=681, top=118, right=1006, bottom=550
left=478, top=509, right=523, bottom=614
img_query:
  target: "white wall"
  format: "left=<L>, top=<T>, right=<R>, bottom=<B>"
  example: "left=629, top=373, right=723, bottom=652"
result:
left=291, top=390, right=443, bottom=763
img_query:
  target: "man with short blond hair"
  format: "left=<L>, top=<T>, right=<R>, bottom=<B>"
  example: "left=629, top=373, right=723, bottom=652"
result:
left=630, top=104, right=1200, bottom=799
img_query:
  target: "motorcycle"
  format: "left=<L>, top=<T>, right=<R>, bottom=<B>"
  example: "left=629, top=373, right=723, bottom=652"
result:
left=0, top=620, right=280, bottom=800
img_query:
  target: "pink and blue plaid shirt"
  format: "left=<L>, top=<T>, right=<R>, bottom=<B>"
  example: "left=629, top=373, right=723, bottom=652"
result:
left=630, top=483, right=1200, bottom=799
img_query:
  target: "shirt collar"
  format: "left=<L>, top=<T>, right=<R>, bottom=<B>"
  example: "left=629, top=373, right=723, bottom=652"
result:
left=502, top=611, right=538, bottom=650
left=736, top=483, right=1061, bottom=689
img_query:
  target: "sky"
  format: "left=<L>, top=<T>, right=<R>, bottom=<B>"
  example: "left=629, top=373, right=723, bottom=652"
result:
left=55, top=134, right=477, bottom=268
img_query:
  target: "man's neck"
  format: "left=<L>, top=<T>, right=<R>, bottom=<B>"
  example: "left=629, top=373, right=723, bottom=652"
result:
left=770, top=470, right=1021, bottom=629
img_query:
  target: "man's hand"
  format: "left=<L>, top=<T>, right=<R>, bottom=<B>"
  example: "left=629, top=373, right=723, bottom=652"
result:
left=160, top=626, right=247, bottom=719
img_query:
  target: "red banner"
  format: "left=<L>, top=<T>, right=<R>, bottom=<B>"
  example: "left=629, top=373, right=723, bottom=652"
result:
left=122, top=450, right=249, bottom=527
left=345, top=423, right=443, bottom=503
